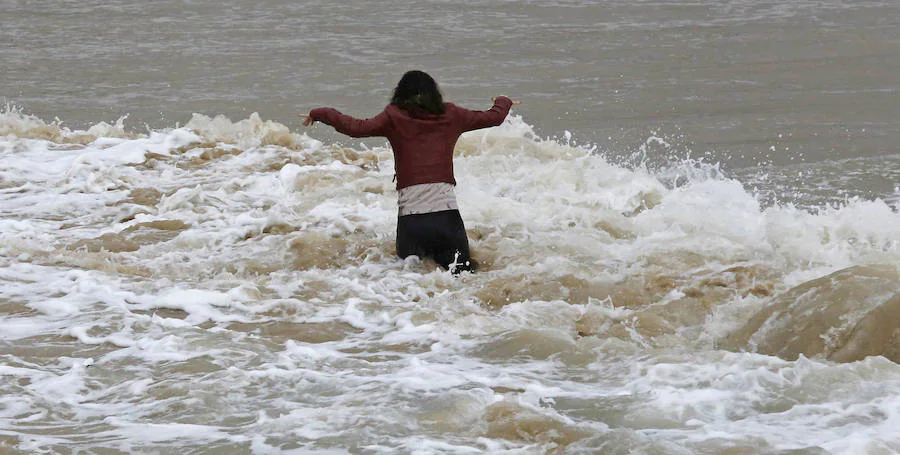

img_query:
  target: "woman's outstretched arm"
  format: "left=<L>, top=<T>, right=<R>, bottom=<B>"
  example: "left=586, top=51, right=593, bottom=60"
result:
left=299, top=108, right=390, bottom=138
left=456, top=96, right=520, bottom=132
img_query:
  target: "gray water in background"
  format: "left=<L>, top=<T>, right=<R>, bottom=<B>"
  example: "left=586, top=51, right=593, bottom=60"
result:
left=3, top=0, right=900, bottom=181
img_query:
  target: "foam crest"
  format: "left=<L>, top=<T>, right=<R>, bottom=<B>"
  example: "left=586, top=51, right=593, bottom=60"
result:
left=765, top=198, right=900, bottom=271
left=457, top=114, right=593, bottom=162
left=0, top=106, right=132, bottom=143
left=633, top=178, right=766, bottom=246
left=184, top=112, right=319, bottom=149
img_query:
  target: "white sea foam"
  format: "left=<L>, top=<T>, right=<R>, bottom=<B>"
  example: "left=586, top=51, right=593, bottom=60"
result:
left=1, top=112, right=899, bottom=453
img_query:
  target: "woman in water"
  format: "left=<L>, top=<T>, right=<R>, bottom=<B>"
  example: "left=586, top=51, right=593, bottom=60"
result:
left=300, top=70, right=518, bottom=273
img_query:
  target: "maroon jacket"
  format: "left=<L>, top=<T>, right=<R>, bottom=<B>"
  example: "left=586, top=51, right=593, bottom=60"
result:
left=310, top=97, right=513, bottom=189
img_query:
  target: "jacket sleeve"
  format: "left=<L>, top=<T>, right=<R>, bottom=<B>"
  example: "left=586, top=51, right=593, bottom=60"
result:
left=455, top=96, right=513, bottom=132
left=309, top=107, right=391, bottom=138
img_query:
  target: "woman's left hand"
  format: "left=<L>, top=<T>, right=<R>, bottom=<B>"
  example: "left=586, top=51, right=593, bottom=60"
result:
left=298, top=113, right=316, bottom=126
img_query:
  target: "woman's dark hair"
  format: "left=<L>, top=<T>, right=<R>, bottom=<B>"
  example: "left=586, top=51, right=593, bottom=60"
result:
left=390, top=70, right=445, bottom=115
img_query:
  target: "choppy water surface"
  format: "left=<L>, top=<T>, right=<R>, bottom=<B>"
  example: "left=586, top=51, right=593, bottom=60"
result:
left=2, top=0, right=900, bottom=454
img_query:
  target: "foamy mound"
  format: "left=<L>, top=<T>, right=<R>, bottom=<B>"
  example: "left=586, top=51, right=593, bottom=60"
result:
left=457, top=114, right=592, bottom=161
left=0, top=106, right=133, bottom=143
left=184, top=112, right=317, bottom=149
left=766, top=198, right=900, bottom=274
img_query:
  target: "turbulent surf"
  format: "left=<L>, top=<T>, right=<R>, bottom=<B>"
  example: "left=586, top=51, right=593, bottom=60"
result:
left=1, top=108, right=899, bottom=453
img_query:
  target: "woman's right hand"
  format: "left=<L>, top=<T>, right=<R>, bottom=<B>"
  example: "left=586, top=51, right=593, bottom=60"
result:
left=492, top=96, right=521, bottom=105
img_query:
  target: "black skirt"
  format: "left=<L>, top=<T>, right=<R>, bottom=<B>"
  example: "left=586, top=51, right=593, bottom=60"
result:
left=396, top=209, right=475, bottom=273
